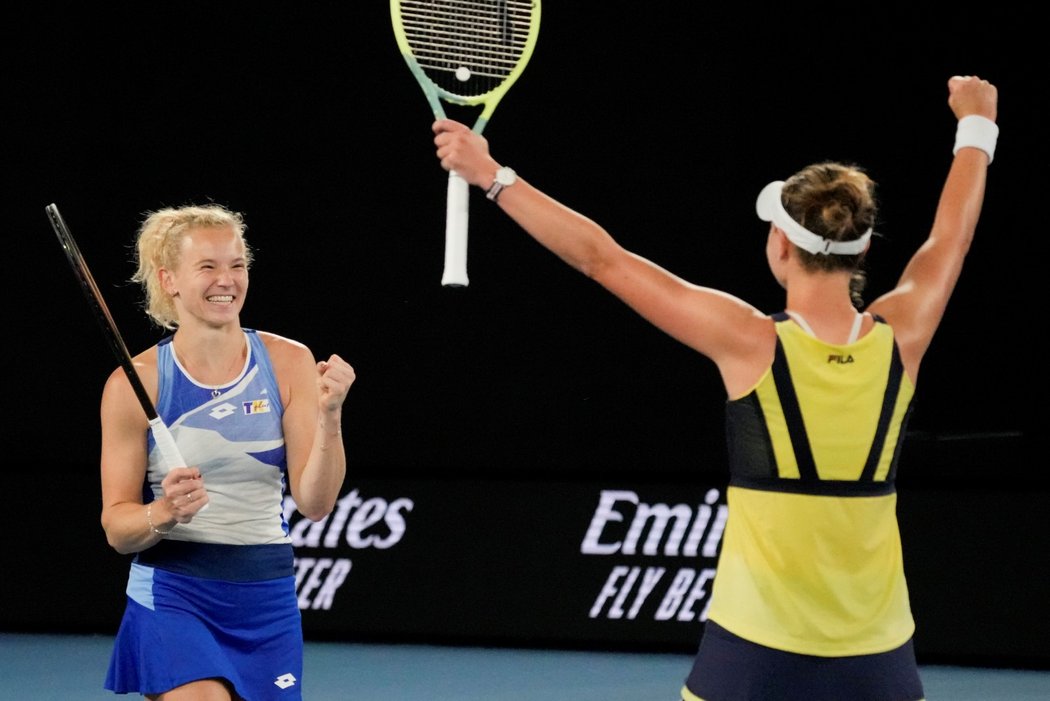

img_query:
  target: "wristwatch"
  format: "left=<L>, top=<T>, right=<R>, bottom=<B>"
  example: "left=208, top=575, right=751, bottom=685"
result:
left=485, top=166, right=517, bottom=202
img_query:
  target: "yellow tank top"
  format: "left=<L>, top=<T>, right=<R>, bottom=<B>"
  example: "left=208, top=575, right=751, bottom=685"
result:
left=706, top=313, right=916, bottom=656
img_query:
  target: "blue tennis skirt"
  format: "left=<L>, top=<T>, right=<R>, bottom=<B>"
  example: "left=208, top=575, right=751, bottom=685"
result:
left=681, top=620, right=925, bottom=701
left=105, top=541, right=303, bottom=700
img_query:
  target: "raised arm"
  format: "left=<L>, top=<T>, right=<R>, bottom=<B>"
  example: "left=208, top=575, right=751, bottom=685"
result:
left=431, top=120, right=770, bottom=373
left=867, top=75, right=998, bottom=376
left=271, top=334, right=355, bottom=522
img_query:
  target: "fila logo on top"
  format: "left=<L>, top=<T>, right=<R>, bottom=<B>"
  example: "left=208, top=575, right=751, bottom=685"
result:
left=827, top=354, right=855, bottom=364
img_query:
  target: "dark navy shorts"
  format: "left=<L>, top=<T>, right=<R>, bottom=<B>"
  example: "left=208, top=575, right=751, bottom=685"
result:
left=681, top=621, right=925, bottom=701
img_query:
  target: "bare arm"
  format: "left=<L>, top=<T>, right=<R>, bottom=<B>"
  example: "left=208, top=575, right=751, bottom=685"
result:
left=431, top=120, right=772, bottom=382
left=100, top=356, right=205, bottom=554
left=867, top=75, right=998, bottom=376
left=269, top=334, right=355, bottom=521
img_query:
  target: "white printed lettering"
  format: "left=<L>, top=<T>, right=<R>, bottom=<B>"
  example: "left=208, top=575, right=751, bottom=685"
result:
left=581, top=490, right=638, bottom=555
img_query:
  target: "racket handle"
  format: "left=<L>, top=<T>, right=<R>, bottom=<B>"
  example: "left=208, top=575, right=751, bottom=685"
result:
left=442, top=170, right=469, bottom=287
left=149, top=417, right=186, bottom=469
left=149, top=417, right=211, bottom=512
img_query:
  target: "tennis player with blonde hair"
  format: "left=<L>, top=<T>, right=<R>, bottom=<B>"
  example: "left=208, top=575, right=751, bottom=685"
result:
left=101, top=203, right=355, bottom=700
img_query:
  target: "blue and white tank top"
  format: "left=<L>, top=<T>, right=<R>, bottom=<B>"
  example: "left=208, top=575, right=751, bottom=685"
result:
left=147, top=329, right=291, bottom=544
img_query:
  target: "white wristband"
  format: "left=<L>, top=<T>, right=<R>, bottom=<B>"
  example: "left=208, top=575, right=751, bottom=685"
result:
left=953, top=114, right=998, bottom=164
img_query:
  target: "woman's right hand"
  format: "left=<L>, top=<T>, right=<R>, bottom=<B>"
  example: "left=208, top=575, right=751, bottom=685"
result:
left=159, top=466, right=209, bottom=524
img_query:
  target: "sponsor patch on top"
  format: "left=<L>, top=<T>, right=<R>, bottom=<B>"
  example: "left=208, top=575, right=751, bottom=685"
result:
left=243, top=399, right=272, bottom=415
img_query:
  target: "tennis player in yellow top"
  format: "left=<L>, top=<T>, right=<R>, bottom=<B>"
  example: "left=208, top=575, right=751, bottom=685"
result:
left=430, top=74, right=998, bottom=700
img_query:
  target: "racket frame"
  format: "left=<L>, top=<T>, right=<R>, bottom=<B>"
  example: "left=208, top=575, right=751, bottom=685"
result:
left=45, top=203, right=187, bottom=470
left=391, top=0, right=542, bottom=287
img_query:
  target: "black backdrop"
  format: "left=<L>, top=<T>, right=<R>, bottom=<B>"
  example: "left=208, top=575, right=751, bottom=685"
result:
left=5, top=2, right=1044, bottom=668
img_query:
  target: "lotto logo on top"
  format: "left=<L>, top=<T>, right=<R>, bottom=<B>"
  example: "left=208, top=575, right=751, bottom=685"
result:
left=242, top=399, right=271, bottom=414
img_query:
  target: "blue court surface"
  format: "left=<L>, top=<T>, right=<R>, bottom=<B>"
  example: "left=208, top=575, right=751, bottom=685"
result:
left=1, top=633, right=1047, bottom=700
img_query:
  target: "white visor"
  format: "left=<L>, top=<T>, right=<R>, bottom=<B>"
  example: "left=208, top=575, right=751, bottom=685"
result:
left=756, top=181, right=872, bottom=255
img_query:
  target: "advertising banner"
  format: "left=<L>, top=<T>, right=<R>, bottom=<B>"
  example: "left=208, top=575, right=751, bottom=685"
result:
left=294, top=478, right=727, bottom=651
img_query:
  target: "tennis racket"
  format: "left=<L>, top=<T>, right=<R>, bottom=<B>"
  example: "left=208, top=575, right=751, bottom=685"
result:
left=46, top=203, right=188, bottom=472
left=391, top=0, right=541, bottom=287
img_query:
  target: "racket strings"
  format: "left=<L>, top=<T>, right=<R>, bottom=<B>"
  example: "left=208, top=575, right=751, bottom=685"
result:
left=400, top=0, right=535, bottom=97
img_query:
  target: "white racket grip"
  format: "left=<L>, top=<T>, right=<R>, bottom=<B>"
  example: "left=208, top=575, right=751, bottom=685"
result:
left=149, top=416, right=209, bottom=512
left=149, top=416, right=186, bottom=470
left=442, top=170, right=469, bottom=287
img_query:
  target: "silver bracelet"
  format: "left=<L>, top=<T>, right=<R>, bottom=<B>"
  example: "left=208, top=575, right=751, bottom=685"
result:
left=953, top=115, right=998, bottom=164
left=147, top=502, right=173, bottom=536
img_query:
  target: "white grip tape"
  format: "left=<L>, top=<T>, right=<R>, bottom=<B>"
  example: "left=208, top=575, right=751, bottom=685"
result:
left=149, top=416, right=209, bottom=511
left=442, top=170, right=470, bottom=287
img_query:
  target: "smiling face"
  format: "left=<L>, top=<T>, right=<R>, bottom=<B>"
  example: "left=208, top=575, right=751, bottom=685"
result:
left=160, top=225, right=249, bottom=329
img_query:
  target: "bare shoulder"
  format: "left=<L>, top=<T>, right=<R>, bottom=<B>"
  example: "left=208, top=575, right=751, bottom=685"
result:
left=257, top=330, right=316, bottom=368
left=104, top=346, right=157, bottom=389
left=256, top=331, right=318, bottom=409
left=102, top=345, right=159, bottom=417
left=718, top=311, right=778, bottom=399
